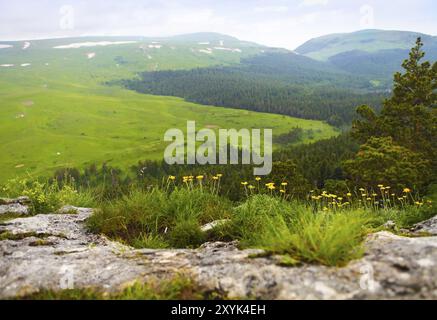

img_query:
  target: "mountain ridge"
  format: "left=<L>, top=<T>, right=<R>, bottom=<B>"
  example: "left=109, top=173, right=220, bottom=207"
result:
left=0, top=32, right=258, bottom=46
left=295, top=29, right=437, bottom=61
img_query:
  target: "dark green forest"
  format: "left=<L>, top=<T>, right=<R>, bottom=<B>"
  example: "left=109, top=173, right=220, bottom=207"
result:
left=121, top=52, right=386, bottom=127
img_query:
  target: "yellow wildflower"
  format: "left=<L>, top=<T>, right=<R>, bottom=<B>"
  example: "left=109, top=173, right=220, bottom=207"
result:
left=403, top=188, right=411, bottom=193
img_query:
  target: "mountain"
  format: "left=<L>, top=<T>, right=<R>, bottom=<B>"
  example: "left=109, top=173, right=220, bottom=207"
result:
left=0, top=33, right=269, bottom=83
left=295, top=29, right=437, bottom=60
left=295, top=30, right=437, bottom=82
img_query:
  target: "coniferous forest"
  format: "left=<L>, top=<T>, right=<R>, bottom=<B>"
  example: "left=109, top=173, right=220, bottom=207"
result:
left=122, top=52, right=386, bottom=127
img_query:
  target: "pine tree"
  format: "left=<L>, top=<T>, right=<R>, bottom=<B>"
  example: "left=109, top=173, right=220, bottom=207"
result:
left=350, top=38, right=437, bottom=188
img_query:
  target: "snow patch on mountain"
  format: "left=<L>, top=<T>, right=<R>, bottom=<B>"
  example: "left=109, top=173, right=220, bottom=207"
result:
left=54, top=41, right=137, bottom=49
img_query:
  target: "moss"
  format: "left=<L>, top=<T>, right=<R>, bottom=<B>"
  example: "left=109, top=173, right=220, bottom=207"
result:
left=16, top=276, right=228, bottom=300
left=277, top=255, right=301, bottom=267
left=54, top=250, right=80, bottom=256
left=0, top=231, right=53, bottom=241
left=395, top=231, right=434, bottom=238
left=29, top=239, right=56, bottom=247
left=0, top=213, right=25, bottom=224
left=248, top=251, right=274, bottom=259
left=59, top=208, right=79, bottom=215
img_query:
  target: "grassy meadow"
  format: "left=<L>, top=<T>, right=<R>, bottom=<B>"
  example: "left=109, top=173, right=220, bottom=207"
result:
left=0, top=37, right=338, bottom=183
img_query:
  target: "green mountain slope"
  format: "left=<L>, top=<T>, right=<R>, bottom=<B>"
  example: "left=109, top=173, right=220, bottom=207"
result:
left=295, top=29, right=437, bottom=61
left=0, top=34, right=338, bottom=182
left=295, top=29, right=437, bottom=83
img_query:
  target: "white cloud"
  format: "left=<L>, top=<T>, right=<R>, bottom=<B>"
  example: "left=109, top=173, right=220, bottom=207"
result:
left=301, top=0, right=329, bottom=6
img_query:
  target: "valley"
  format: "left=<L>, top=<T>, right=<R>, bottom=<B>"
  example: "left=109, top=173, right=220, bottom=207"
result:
left=0, top=34, right=338, bottom=183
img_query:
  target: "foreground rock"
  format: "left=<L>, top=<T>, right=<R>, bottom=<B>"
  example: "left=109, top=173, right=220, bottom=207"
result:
left=0, top=207, right=436, bottom=300
left=410, top=216, right=437, bottom=236
left=0, top=197, right=30, bottom=216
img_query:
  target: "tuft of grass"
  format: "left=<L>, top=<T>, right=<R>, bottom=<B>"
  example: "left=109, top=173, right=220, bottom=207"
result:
left=227, top=195, right=374, bottom=267
left=286, top=209, right=372, bottom=266
left=168, top=218, right=206, bottom=249
left=17, top=276, right=226, bottom=300
left=87, top=188, right=232, bottom=249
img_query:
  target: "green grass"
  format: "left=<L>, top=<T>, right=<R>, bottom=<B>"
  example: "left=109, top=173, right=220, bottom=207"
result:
left=87, top=188, right=232, bottom=249
left=0, top=37, right=338, bottom=183
left=1, top=177, right=96, bottom=214
left=225, top=195, right=372, bottom=266
left=87, top=185, right=435, bottom=267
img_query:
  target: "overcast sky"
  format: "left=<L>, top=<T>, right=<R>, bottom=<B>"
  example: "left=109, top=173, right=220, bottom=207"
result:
left=1, top=0, right=436, bottom=49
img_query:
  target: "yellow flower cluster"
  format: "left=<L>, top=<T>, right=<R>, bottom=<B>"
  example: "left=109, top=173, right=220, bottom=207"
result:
left=307, top=184, right=431, bottom=212
left=239, top=179, right=290, bottom=199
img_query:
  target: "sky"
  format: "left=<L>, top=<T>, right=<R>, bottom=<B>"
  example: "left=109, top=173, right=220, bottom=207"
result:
left=1, top=0, right=437, bottom=49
